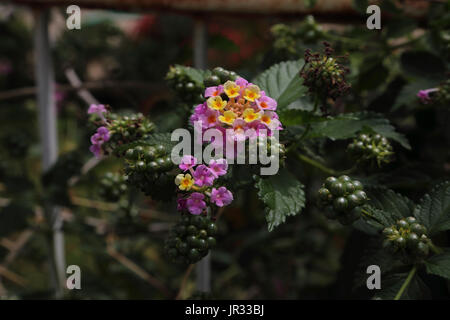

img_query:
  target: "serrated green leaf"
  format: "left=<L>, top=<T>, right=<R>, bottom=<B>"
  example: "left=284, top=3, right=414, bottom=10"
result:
left=365, top=187, right=416, bottom=227
left=425, top=249, right=450, bottom=280
left=254, top=168, right=305, bottom=232
left=414, top=181, right=450, bottom=235
left=253, top=60, right=307, bottom=111
left=306, top=111, right=411, bottom=149
left=374, top=272, right=429, bottom=300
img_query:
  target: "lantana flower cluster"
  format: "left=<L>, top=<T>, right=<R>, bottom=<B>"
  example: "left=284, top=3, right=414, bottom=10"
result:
left=175, top=155, right=233, bottom=215
left=87, top=104, right=155, bottom=158
left=190, top=76, right=282, bottom=143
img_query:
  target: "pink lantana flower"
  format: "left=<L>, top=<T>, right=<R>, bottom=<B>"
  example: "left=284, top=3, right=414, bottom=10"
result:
left=193, top=165, right=215, bottom=187
left=179, top=155, right=197, bottom=171
left=88, top=104, right=107, bottom=116
left=256, top=95, right=277, bottom=111
left=204, top=85, right=224, bottom=98
left=210, top=187, right=233, bottom=207
left=417, top=88, right=438, bottom=104
left=186, top=192, right=206, bottom=215
left=208, top=159, right=228, bottom=178
left=89, top=144, right=102, bottom=158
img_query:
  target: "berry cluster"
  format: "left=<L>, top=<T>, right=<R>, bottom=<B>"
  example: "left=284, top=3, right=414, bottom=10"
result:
left=124, top=144, right=175, bottom=201
left=99, top=172, right=128, bottom=202
left=203, top=67, right=238, bottom=87
left=88, top=104, right=155, bottom=158
left=300, top=42, right=350, bottom=102
left=271, top=16, right=324, bottom=57
left=382, top=217, right=430, bottom=260
left=165, top=65, right=205, bottom=106
left=165, top=214, right=217, bottom=264
left=347, top=133, right=394, bottom=168
left=317, top=175, right=367, bottom=225
left=105, top=113, right=155, bottom=154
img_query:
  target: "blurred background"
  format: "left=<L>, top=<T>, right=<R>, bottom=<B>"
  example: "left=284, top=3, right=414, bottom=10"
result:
left=0, top=0, right=448, bottom=299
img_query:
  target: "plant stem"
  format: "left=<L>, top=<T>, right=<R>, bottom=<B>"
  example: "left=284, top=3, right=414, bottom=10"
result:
left=394, top=266, right=417, bottom=300
left=295, top=153, right=337, bottom=176
left=429, top=242, right=444, bottom=255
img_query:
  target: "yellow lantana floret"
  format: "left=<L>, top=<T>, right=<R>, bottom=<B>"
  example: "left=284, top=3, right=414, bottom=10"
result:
left=175, top=173, right=194, bottom=191
left=243, top=85, right=261, bottom=102
left=243, top=108, right=261, bottom=123
left=219, top=110, right=237, bottom=125
left=223, top=81, right=240, bottom=98
left=207, top=96, right=227, bottom=111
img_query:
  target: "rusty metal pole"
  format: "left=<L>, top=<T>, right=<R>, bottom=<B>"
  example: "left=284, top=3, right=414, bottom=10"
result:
left=193, top=18, right=211, bottom=294
left=34, top=8, right=65, bottom=299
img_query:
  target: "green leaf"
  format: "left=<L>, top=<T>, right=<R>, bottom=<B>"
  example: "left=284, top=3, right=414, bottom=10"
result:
left=279, top=109, right=324, bottom=126
left=400, top=51, right=446, bottom=79
left=253, top=60, right=307, bottom=111
left=425, top=250, right=450, bottom=280
left=374, top=272, right=429, bottom=300
left=414, top=181, right=450, bottom=235
left=254, top=168, right=305, bottom=232
left=307, top=112, right=411, bottom=149
left=365, top=187, right=416, bottom=226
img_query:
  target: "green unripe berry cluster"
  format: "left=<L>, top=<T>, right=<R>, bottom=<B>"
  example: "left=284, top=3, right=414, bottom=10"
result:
left=99, top=172, right=128, bottom=202
left=124, top=144, right=173, bottom=174
left=165, top=214, right=218, bottom=265
left=106, top=113, right=155, bottom=155
left=124, top=143, right=175, bottom=201
left=203, top=67, right=238, bottom=87
left=271, top=16, right=323, bottom=57
left=166, top=65, right=205, bottom=105
left=347, top=133, right=394, bottom=168
left=317, top=175, right=367, bottom=225
left=382, top=217, right=430, bottom=260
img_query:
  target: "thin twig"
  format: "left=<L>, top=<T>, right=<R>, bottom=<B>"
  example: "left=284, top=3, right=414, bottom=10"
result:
left=0, top=81, right=164, bottom=101
left=176, top=264, right=194, bottom=300
left=106, top=242, right=171, bottom=298
left=0, top=266, right=27, bottom=286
